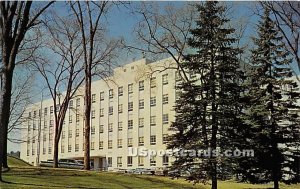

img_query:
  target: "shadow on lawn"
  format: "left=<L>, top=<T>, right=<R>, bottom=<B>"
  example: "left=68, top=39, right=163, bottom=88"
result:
left=0, top=180, right=107, bottom=189
left=132, top=175, right=201, bottom=189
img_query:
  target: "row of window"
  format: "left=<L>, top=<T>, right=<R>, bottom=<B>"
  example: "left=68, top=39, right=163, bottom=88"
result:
left=27, top=93, right=169, bottom=127
left=28, top=134, right=169, bottom=156
left=28, top=111, right=169, bottom=133
left=27, top=73, right=172, bottom=118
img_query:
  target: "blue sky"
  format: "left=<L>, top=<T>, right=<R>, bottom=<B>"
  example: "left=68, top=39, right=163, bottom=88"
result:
left=8, top=1, right=299, bottom=152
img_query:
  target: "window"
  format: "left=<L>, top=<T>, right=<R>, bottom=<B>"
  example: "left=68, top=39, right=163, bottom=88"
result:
left=76, top=113, right=80, bottom=122
left=100, top=108, right=104, bottom=117
left=139, top=118, right=144, bottom=128
left=44, top=108, right=48, bottom=116
left=62, top=131, right=66, bottom=139
left=28, top=112, right=31, bottom=118
left=150, top=116, right=156, bottom=126
left=139, top=99, right=144, bottom=109
left=92, top=94, right=96, bottom=103
left=163, top=155, right=169, bottom=165
left=43, top=135, right=47, bottom=141
left=76, top=129, right=80, bottom=137
left=139, top=137, right=144, bottom=146
left=150, top=135, right=156, bottom=145
left=150, top=156, right=156, bottom=166
left=99, top=141, right=103, bottom=149
left=162, top=74, right=168, bottom=85
left=150, top=97, right=156, bottom=107
left=91, top=126, right=95, bottom=134
left=163, top=114, right=169, bottom=124
left=99, top=125, right=104, bottom=133
left=150, top=77, right=156, bottom=88
left=117, top=157, right=122, bottom=167
left=50, top=120, right=54, bottom=127
left=33, top=111, right=36, bottom=118
left=50, top=106, right=53, bottom=114
left=118, top=122, right=123, bottom=131
left=175, top=71, right=181, bottom=81
left=127, top=156, right=133, bottom=167
left=75, top=144, right=79, bottom=152
left=33, top=122, right=36, bottom=130
left=100, top=92, right=104, bottom=101
left=108, top=140, right=112, bottom=149
left=68, top=145, right=72, bottom=152
left=128, top=120, right=133, bottom=129
left=68, top=130, right=72, bottom=138
left=43, top=148, right=46, bottom=155
left=128, top=102, right=133, bottom=111
left=56, top=104, right=60, bottom=112
left=118, top=139, right=122, bottom=148
left=32, top=136, right=36, bottom=144
left=162, top=94, right=169, bottom=104
left=118, top=104, right=123, bottom=113
left=128, top=84, right=133, bottom=94
left=163, top=134, right=168, bottom=144
left=91, top=142, right=95, bottom=150
left=69, top=100, right=73, bottom=108
left=76, top=98, right=80, bottom=107
left=138, top=156, right=144, bottom=166
left=48, top=146, right=52, bottom=154
left=32, top=148, right=35, bottom=155
left=107, top=157, right=112, bottom=167
left=139, top=81, right=144, bottom=91
left=118, top=86, right=123, bottom=96
left=176, top=91, right=181, bottom=100
left=69, top=115, right=72, bottom=123
left=109, top=89, right=114, bottom=99
left=108, top=123, right=113, bottom=132
left=109, top=106, right=113, bottom=115
left=128, top=138, right=133, bottom=147
left=61, top=145, right=65, bottom=153
left=91, top=110, right=95, bottom=118
left=190, top=70, right=196, bottom=78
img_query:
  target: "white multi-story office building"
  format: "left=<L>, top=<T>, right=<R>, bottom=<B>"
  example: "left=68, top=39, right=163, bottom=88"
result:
left=20, top=57, right=180, bottom=170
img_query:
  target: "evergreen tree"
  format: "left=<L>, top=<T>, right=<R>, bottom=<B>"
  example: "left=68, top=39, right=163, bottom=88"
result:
left=168, top=2, right=243, bottom=189
left=236, top=9, right=300, bottom=189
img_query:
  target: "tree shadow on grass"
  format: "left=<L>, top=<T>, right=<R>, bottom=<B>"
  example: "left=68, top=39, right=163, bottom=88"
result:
left=244, top=188, right=274, bottom=189
left=0, top=180, right=111, bottom=189
left=129, top=175, right=200, bottom=189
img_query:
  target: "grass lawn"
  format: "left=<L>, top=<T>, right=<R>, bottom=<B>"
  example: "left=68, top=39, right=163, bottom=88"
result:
left=1, top=157, right=299, bottom=189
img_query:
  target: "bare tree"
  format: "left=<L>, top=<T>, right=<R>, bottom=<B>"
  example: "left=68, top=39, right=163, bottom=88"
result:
left=261, top=2, right=300, bottom=72
left=70, top=1, right=120, bottom=170
left=125, top=2, right=198, bottom=82
left=0, top=1, right=53, bottom=181
left=3, top=71, right=34, bottom=168
left=32, top=13, right=86, bottom=168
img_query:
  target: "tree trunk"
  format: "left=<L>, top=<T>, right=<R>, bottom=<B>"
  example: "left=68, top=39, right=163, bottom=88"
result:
left=84, top=67, right=91, bottom=170
left=274, top=179, right=279, bottom=189
left=53, top=138, right=59, bottom=168
left=0, top=70, right=14, bottom=182
left=2, top=127, right=8, bottom=168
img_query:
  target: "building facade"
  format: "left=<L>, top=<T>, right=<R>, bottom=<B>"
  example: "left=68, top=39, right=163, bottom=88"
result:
left=20, top=57, right=180, bottom=170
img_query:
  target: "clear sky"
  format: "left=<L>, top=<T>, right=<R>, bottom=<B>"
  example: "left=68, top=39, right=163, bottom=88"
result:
left=8, top=1, right=299, bottom=153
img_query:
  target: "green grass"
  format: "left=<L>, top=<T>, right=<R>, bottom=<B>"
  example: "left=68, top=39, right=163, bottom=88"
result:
left=0, top=158, right=299, bottom=189
left=7, top=156, right=31, bottom=167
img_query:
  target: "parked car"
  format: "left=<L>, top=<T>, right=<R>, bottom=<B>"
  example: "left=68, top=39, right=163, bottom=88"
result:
left=134, top=168, right=154, bottom=175
left=125, top=169, right=135, bottom=174
left=39, top=158, right=84, bottom=169
left=153, top=167, right=165, bottom=176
